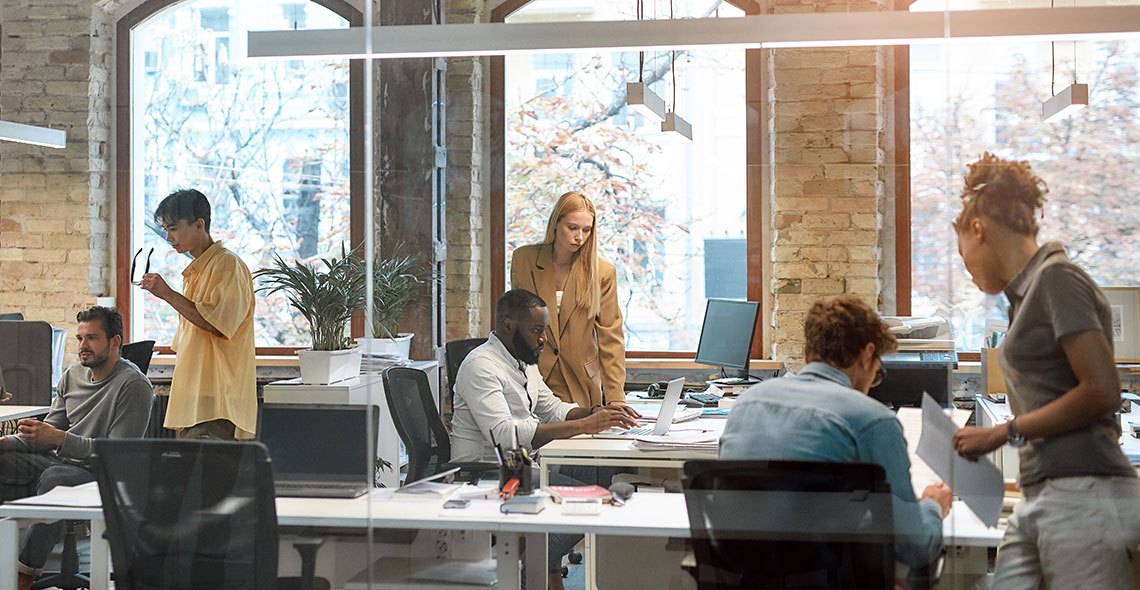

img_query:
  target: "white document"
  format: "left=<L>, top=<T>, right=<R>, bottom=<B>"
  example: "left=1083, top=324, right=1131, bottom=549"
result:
left=8, top=480, right=101, bottom=508
left=916, top=393, right=1005, bottom=527
left=896, top=401, right=971, bottom=497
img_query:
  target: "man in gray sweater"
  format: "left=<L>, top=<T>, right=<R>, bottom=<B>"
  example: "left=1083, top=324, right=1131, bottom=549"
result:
left=0, top=306, right=153, bottom=590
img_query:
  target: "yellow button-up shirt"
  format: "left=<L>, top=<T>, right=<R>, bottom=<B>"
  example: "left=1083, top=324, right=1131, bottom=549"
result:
left=166, top=241, right=257, bottom=439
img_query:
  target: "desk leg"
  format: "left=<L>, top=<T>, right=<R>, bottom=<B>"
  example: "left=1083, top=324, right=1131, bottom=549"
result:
left=89, top=520, right=110, bottom=590
left=524, top=533, right=547, bottom=590
left=0, top=519, right=16, bottom=590
left=497, top=533, right=521, bottom=589
left=583, top=533, right=597, bottom=590
left=540, top=464, right=550, bottom=489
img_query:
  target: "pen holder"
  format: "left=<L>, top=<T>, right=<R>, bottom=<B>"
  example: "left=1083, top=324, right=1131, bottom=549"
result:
left=498, top=449, right=533, bottom=495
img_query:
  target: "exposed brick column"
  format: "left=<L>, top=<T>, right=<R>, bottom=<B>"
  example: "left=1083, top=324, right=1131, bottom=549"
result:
left=444, top=0, right=489, bottom=341
left=0, top=1, right=113, bottom=359
left=766, top=0, right=889, bottom=364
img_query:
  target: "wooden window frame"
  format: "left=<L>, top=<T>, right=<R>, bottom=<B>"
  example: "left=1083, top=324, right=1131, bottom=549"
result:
left=115, top=0, right=364, bottom=354
left=490, top=0, right=918, bottom=360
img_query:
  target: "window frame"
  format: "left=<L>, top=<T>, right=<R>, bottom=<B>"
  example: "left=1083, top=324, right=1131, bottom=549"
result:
left=114, top=0, right=365, bottom=354
left=489, top=0, right=913, bottom=359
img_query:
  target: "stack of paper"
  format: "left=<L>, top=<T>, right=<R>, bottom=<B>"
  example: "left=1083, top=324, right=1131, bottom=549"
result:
left=631, top=406, right=701, bottom=423
left=390, top=481, right=464, bottom=501
left=360, top=352, right=409, bottom=373
left=632, top=433, right=719, bottom=451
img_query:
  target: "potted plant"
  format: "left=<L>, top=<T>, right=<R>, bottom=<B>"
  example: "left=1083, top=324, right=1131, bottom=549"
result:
left=358, top=250, right=431, bottom=359
left=254, top=248, right=366, bottom=384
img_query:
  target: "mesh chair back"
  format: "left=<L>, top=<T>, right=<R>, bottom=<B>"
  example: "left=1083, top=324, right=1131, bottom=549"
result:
left=92, top=439, right=278, bottom=590
left=683, top=459, right=895, bottom=590
left=120, top=340, right=156, bottom=375
left=445, top=338, right=486, bottom=407
left=382, top=367, right=450, bottom=483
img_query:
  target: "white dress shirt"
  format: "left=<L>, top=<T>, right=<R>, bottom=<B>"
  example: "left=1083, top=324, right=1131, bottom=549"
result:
left=450, top=331, right=576, bottom=462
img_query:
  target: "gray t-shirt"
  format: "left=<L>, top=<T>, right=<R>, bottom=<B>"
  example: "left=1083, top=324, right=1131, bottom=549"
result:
left=1000, top=242, right=1136, bottom=487
left=4, top=358, right=153, bottom=462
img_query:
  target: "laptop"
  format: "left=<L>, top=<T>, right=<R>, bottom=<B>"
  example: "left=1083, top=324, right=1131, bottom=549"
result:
left=259, top=403, right=379, bottom=498
left=592, top=377, right=685, bottom=439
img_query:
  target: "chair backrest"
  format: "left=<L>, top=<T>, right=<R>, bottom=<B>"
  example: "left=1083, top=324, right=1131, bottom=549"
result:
left=445, top=337, right=486, bottom=407
left=0, top=312, right=24, bottom=320
left=682, top=459, right=895, bottom=590
left=92, top=439, right=278, bottom=590
left=144, top=394, right=176, bottom=439
left=382, top=366, right=451, bottom=483
left=120, top=340, right=156, bottom=375
left=0, top=320, right=53, bottom=405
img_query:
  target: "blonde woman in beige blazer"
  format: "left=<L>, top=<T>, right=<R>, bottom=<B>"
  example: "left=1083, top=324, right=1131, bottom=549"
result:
left=510, top=192, right=629, bottom=410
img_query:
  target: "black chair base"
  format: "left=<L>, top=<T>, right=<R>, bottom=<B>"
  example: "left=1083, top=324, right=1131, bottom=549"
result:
left=32, top=520, right=89, bottom=590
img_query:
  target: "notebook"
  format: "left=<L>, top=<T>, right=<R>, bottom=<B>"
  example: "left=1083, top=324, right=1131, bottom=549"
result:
left=592, top=377, right=684, bottom=439
left=259, top=403, right=379, bottom=498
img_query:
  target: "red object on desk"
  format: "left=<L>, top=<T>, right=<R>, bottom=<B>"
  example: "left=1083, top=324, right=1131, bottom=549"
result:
left=500, top=478, right=520, bottom=500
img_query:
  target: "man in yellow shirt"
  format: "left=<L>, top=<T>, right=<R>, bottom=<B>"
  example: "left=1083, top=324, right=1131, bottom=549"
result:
left=140, top=189, right=257, bottom=440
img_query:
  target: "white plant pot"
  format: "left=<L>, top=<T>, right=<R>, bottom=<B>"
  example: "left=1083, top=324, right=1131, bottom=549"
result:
left=297, top=347, right=363, bottom=385
left=356, top=333, right=414, bottom=359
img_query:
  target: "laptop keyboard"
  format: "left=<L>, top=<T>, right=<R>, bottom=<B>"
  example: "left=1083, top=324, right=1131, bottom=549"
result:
left=622, top=427, right=654, bottom=436
left=687, top=393, right=722, bottom=406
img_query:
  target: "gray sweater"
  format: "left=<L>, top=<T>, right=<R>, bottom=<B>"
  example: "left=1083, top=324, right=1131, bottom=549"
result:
left=4, top=358, right=153, bottom=461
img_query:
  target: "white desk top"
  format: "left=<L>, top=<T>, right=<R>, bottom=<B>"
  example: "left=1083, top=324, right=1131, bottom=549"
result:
left=0, top=405, right=50, bottom=421
left=539, top=418, right=725, bottom=461
left=977, top=395, right=1140, bottom=465
left=0, top=488, right=1000, bottom=547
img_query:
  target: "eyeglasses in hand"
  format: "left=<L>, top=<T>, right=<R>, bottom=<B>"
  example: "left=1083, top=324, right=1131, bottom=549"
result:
left=130, top=247, right=154, bottom=286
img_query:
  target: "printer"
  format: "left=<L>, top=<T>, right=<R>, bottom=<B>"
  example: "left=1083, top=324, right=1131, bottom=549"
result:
left=869, top=317, right=957, bottom=408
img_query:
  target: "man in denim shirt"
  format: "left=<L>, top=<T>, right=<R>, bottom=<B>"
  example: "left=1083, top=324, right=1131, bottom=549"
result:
left=719, top=296, right=951, bottom=569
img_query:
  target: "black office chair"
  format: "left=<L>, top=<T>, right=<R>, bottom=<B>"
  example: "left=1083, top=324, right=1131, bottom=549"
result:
left=120, top=340, right=156, bottom=375
left=0, top=312, right=24, bottom=320
left=682, top=459, right=896, bottom=590
left=381, top=366, right=496, bottom=484
left=91, top=439, right=329, bottom=590
left=445, top=337, right=486, bottom=409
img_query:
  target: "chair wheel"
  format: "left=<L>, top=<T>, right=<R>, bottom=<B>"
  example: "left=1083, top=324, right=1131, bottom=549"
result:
left=560, top=565, right=569, bottom=578
left=568, top=550, right=583, bottom=565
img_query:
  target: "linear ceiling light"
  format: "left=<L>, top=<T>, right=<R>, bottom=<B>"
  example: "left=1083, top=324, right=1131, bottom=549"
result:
left=661, top=111, right=693, bottom=140
left=627, top=82, right=666, bottom=122
left=1042, top=82, right=1088, bottom=122
left=247, top=7, right=1140, bottom=60
left=0, top=121, right=66, bottom=149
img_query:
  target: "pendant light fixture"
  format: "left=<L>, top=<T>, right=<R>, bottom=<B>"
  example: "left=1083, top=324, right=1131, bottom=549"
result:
left=1042, top=1, right=1088, bottom=122
left=626, top=0, right=666, bottom=122
left=0, top=121, right=66, bottom=149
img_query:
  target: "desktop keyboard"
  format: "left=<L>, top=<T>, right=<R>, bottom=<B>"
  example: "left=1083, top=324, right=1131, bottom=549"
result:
left=686, top=393, right=723, bottom=407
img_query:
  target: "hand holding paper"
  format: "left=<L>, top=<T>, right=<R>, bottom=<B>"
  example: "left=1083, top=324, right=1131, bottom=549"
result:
left=916, top=394, right=1005, bottom=527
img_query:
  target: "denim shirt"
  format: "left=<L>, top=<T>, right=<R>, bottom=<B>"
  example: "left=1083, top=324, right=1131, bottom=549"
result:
left=719, top=362, right=943, bottom=568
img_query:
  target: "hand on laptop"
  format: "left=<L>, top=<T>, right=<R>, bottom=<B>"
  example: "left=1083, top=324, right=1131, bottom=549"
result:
left=579, top=407, right=641, bottom=433
left=607, top=401, right=642, bottom=419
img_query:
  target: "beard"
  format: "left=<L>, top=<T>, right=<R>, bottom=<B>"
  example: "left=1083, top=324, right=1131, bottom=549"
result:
left=512, top=329, right=542, bottom=366
left=79, top=349, right=110, bottom=370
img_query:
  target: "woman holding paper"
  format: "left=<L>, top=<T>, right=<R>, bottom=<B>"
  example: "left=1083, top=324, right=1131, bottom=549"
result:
left=950, top=153, right=1140, bottom=589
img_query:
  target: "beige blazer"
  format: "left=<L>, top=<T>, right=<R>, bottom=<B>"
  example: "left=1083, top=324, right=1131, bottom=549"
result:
left=510, top=244, right=626, bottom=408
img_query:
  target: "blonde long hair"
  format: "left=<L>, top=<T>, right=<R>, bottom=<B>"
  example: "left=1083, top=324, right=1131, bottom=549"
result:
left=542, top=191, right=600, bottom=317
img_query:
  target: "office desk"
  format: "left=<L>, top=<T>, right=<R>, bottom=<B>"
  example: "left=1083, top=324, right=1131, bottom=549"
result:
left=0, top=406, right=50, bottom=421
left=0, top=487, right=999, bottom=590
left=537, top=417, right=725, bottom=488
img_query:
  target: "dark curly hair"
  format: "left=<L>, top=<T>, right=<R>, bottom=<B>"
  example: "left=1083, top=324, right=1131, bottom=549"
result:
left=803, top=296, right=897, bottom=368
left=952, top=152, right=1048, bottom=237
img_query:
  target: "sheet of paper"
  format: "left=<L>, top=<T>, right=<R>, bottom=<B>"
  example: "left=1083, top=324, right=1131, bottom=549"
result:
left=896, top=402, right=971, bottom=497
left=917, top=393, right=1005, bottom=527
left=8, top=480, right=101, bottom=508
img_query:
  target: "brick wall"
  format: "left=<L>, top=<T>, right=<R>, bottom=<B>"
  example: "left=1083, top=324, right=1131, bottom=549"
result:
left=444, top=0, right=490, bottom=341
left=766, top=0, right=890, bottom=365
left=0, top=1, right=114, bottom=361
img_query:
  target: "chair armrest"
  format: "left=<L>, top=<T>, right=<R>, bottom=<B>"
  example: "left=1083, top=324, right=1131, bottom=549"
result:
left=441, top=461, right=499, bottom=483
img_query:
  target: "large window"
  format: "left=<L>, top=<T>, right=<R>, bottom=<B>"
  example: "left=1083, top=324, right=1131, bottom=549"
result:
left=911, top=38, right=1140, bottom=348
left=125, top=0, right=353, bottom=347
left=502, top=1, right=748, bottom=351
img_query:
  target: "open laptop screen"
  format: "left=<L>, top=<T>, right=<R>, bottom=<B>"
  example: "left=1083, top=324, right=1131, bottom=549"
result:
left=259, top=404, right=375, bottom=482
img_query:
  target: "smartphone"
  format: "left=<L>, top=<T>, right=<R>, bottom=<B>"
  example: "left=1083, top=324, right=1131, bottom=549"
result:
left=443, top=498, right=471, bottom=509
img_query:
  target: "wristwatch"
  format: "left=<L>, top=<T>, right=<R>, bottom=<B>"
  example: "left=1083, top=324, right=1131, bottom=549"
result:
left=1006, top=417, right=1027, bottom=447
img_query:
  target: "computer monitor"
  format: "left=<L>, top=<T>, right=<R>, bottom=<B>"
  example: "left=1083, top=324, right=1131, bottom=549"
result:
left=694, top=298, right=760, bottom=385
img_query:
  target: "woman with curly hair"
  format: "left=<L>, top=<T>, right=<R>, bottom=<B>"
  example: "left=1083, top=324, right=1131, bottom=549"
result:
left=951, top=153, right=1140, bottom=588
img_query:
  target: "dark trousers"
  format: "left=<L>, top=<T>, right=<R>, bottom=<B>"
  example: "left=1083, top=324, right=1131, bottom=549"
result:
left=0, top=451, right=95, bottom=574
